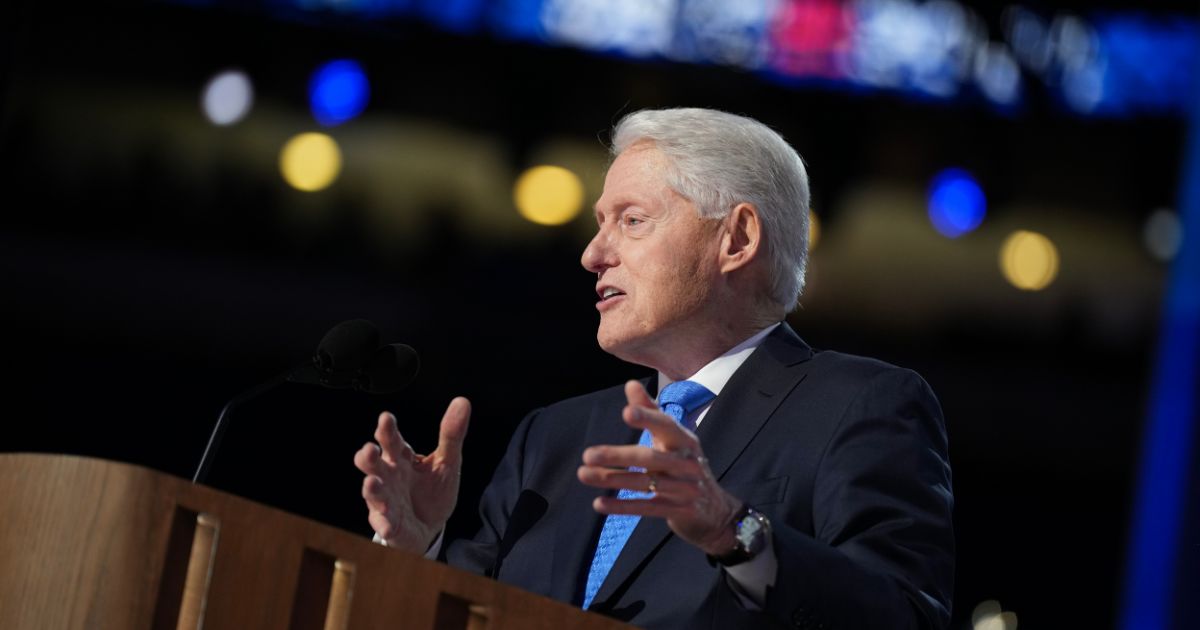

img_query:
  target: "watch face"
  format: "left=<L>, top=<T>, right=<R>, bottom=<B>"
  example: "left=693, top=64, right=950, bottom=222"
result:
left=739, top=515, right=762, bottom=539
left=737, top=512, right=765, bottom=551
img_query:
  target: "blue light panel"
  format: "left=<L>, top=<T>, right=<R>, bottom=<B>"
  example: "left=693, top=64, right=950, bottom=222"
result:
left=1119, top=57, right=1200, bottom=630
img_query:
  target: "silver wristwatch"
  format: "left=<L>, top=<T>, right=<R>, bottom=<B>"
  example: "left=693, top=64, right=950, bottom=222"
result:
left=712, top=505, right=771, bottom=566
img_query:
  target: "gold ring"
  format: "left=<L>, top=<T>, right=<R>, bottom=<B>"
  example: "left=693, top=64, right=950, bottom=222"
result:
left=647, top=474, right=658, bottom=494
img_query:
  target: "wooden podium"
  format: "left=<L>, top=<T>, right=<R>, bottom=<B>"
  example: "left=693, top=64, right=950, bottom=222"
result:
left=0, top=454, right=631, bottom=630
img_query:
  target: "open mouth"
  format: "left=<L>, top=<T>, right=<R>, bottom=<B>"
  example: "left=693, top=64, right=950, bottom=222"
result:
left=599, top=288, right=626, bottom=302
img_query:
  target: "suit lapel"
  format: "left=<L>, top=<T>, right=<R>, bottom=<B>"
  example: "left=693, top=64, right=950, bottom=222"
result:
left=548, top=379, right=646, bottom=604
left=698, top=323, right=813, bottom=482
left=589, top=324, right=813, bottom=609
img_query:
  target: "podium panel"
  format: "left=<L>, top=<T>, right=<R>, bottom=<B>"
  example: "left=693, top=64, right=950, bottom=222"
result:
left=0, top=454, right=631, bottom=630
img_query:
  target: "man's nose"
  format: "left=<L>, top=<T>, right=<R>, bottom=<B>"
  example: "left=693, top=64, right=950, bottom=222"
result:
left=581, top=229, right=615, bottom=273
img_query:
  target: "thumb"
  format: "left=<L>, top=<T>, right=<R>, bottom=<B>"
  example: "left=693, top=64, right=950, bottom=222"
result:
left=435, top=396, right=471, bottom=467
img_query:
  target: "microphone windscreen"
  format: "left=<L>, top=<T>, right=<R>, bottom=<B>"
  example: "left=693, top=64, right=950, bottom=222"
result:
left=315, top=319, right=380, bottom=388
left=358, top=343, right=420, bottom=394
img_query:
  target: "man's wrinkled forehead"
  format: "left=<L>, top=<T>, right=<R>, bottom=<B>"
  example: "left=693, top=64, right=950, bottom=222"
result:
left=596, top=143, right=686, bottom=210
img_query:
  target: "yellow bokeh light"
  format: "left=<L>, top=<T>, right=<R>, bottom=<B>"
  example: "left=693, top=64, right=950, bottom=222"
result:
left=1000, top=230, right=1059, bottom=291
left=808, top=209, right=821, bottom=250
left=279, top=132, right=342, bottom=192
left=513, top=165, right=585, bottom=226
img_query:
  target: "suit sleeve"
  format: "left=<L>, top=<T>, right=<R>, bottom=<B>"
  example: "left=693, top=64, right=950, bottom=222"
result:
left=441, top=408, right=539, bottom=576
left=762, top=368, right=954, bottom=630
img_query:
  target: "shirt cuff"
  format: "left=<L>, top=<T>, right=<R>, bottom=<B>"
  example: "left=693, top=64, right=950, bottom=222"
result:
left=722, top=533, right=777, bottom=610
left=372, top=531, right=444, bottom=560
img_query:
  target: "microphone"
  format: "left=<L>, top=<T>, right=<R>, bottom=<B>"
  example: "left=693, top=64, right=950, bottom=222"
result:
left=192, top=320, right=420, bottom=484
left=356, top=343, right=421, bottom=394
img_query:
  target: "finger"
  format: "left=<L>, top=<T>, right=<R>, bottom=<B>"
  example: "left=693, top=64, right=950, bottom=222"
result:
left=361, top=475, right=390, bottom=513
left=581, top=445, right=704, bottom=477
left=576, top=467, right=649, bottom=490
left=375, top=412, right=415, bottom=465
left=623, top=404, right=699, bottom=454
left=368, top=510, right=395, bottom=540
left=593, top=495, right=691, bottom=517
left=625, top=380, right=657, bottom=410
left=577, top=466, right=702, bottom=499
left=354, top=442, right=388, bottom=477
left=431, top=397, right=471, bottom=469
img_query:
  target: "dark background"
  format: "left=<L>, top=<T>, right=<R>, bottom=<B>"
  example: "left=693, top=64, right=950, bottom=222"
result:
left=2, top=1, right=1195, bottom=627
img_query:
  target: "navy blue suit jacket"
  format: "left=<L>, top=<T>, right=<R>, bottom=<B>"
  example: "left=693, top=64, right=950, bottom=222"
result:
left=444, top=324, right=954, bottom=629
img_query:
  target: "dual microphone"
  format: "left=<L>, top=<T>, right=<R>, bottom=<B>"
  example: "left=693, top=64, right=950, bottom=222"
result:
left=191, top=319, right=419, bottom=484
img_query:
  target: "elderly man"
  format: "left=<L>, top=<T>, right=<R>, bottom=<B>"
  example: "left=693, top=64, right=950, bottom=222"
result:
left=354, top=108, right=954, bottom=629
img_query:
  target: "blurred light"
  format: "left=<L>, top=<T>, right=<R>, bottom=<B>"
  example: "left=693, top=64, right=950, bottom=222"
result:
left=279, top=132, right=343, bottom=192
left=768, top=0, right=853, bottom=78
left=420, top=0, right=486, bottom=33
left=973, top=42, right=1021, bottom=106
left=171, top=0, right=1200, bottom=121
left=675, top=0, right=774, bottom=69
left=971, top=600, right=1002, bottom=626
left=490, top=0, right=548, bottom=41
left=1053, top=17, right=1106, bottom=113
left=309, top=59, right=370, bottom=127
left=1062, top=61, right=1106, bottom=114
left=1004, top=6, right=1051, bottom=73
left=972, top=600, right=1018, bottom=630
left=847, top=0, right=981, bottom=98
left=928, top=168, right=986, bottom=238
left=540, top=0, right=676, bottom=58
left=1144, top=208, right=1184, bottom=261
left=1000, top=230, right=1059, bottom=291
left=1090, top=16, right=1200, bottom=116
left=513, top=165, right=585, bottom=225
left=808, top=209, right=821, bottom=250
left=1051, top=15, right=1097, bottom=72
left=201, top=70, right=254, bottom=126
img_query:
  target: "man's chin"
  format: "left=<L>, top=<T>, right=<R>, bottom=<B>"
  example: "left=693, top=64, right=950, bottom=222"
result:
left=596, top=330, right=654, bottom=368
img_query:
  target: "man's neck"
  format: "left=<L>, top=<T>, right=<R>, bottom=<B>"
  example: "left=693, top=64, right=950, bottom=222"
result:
left=646, top=318, right=781, bottom=381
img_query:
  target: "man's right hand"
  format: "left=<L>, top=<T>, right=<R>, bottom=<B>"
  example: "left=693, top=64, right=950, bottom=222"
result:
left=353, top=397, right=471, bottom=553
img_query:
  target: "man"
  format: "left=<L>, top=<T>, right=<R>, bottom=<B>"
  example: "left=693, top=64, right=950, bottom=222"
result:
left=354, top=108, right=954, bottom=629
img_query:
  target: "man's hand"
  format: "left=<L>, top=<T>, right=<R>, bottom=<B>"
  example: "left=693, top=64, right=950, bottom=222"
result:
left=353, top=397, right=471, bottom=553
left=576, top=381, right=742, bottom=556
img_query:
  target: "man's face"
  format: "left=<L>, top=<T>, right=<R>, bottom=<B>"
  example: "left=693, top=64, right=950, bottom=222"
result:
left=581, top=142, right=722, bottom=366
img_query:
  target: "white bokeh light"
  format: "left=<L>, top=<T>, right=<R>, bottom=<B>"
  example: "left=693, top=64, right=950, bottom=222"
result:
left=974, top=41, right=1022, bottom=105
left=1144, top=208, right=1184, bottom=262
left=202, top=70, right=254, bottom=126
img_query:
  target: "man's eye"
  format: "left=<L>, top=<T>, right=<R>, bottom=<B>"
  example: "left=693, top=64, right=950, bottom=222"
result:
left=624, top=216, right=643, bottom=226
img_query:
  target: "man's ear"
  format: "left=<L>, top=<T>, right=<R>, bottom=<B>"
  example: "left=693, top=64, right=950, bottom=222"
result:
left=719, top=202, right=763, bottom=274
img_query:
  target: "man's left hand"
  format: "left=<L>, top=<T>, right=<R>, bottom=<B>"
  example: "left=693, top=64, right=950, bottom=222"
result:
left=577, top=380, right=742, bottom=556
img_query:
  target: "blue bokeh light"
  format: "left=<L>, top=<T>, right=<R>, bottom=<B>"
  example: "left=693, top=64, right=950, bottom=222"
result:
left=928, top=168, right=987, bottom=238
left=309, top=59, right=370, bottom=127
left=489, top=0, right=546, bottom=42
left=419, top=0, right=486, bottom=34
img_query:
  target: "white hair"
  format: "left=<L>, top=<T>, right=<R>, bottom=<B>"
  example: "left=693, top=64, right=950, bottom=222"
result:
left=611, top=108, right=811, bottom=309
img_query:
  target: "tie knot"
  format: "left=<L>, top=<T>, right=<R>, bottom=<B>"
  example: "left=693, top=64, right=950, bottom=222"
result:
left=657, top=380, right=716, bottom=425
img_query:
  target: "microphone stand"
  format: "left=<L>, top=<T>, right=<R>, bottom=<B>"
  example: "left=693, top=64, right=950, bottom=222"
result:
left=189, top=330, right=416, bottom=485
left=191, top=364, right=311, bottom=484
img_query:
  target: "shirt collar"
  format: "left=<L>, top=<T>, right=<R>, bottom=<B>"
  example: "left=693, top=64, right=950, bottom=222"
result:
left=656, top=322, right=782, bottom=400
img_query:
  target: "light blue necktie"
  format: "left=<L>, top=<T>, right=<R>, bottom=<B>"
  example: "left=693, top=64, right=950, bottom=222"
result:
left=581, top=380, right=716, bottom=610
